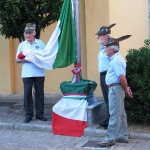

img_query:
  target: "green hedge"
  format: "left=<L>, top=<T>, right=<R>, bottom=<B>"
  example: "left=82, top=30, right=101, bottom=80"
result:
left=125, top=39, right=150, bottom=123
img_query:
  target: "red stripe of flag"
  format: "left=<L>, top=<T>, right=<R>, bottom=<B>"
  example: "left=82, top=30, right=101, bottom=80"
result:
left=52, top=112, right=87, bottom=137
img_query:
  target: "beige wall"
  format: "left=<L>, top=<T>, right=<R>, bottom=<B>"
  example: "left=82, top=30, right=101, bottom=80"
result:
left=84, top=0, right=109, bottom=95
left=0, top=0, right=149, bottom=95
left=109, top=0, right=149, bottom=57
left=0, top=36, right=14, bottom=94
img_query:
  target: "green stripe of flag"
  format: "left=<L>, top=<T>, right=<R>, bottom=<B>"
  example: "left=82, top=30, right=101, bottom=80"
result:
left=53, top=0, right=76, bottom=69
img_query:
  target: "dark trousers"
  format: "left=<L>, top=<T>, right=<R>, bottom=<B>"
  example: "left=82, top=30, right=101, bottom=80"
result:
left=99, top=74, right=109, bottom=126
left=23, top=77, right=45, bottom=119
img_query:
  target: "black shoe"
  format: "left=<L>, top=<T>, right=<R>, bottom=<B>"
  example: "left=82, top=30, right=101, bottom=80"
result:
left=103, top=126, right=108, bottom=130
left=99, top=123, right=108, bottom=129
left=116, top=138, right=128, bottom=143
left=99, top=123, right=108, bottom=128
left=24, top=118, right=32, bottom=123
left=36, top=116, right=47, bottom=121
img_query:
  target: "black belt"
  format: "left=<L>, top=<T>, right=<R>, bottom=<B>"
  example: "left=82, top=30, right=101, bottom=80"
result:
left=100, top=71, right=107, bottom=76
left=107, top=83, right=121, bottom=88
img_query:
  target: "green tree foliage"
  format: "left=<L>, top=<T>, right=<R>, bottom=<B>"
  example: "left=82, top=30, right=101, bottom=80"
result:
left=0, top=0, right=63, bottom=42
left=125, top=39, right=150, bottom=123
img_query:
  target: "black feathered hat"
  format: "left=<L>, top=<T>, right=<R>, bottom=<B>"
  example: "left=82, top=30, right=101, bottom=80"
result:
left=95, top=23, right=116, bottom=36
left=104, top=35, right=132, bottom=47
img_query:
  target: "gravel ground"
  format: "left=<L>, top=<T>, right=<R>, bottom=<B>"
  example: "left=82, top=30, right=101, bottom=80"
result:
left=128, top=121, right=150, bottom=134
left=97, top=121, right=150, bottom=134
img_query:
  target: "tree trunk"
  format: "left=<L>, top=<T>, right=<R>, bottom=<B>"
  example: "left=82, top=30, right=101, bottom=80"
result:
left=35, top=27, right=40, bottom=39
left=35, top=31, right=40, bottom=39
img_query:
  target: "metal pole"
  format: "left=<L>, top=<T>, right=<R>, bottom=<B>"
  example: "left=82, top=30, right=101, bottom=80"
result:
left=71, top=0, right=82, bottom=83
left=73, top=0, right=81, bottom=63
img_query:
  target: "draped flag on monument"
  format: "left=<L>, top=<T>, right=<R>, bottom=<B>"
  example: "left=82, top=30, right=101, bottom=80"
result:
left=19, top=0, right=76, bottom=70
left=52, top=80, right=97, bottom=137
left=52, top=97, right=87, bottom=137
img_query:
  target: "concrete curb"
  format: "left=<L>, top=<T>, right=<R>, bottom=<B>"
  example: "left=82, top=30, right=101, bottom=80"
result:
left=0, top=122, right=51, bottom=132
left=1, top=121, right=150, bottom=140
left=129, top=132, right=150, bottom=140
left=0, top=122, right=14, bottom=130
left=14, top=123, right=52, bottom=132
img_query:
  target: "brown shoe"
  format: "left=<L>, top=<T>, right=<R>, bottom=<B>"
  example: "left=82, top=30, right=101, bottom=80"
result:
left=116, top=138, right=128, bottom=143
left=98, top=140, right=116, bottom=147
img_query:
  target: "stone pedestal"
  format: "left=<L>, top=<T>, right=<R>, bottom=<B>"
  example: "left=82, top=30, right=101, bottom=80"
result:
left=86, top=94, right=103, bottom=126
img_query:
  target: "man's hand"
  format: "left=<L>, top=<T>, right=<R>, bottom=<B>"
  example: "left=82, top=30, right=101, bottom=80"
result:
left=16, top=58, right=28, bottom=63
left=125, top=87, right=133, bottom=98
left=119, top=75, right=133, bottom=98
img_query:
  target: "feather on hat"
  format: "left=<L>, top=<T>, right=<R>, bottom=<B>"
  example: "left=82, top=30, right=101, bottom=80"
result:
left=95, top=23, right=116, bottom=36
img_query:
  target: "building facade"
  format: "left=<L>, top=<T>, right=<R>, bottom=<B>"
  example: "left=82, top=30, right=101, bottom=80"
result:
left=0, top=0, right=148, bottom=95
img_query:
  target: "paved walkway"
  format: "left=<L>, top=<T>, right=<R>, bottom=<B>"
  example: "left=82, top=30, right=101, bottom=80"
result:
left=0, top=94, right=150, bottom=150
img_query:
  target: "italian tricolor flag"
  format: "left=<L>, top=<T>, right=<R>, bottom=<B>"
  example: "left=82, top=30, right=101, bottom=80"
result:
left=52, top=80, right=97, bottom=137
left=52, top=96, right=87, bottom=137
left=23, top=0, right=76, bottom=70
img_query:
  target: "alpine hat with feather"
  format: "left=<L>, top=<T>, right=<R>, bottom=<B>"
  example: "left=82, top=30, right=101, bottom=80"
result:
left=95, top=23, right=116, bottom=36
left=104, top=35, right=132, bottom=47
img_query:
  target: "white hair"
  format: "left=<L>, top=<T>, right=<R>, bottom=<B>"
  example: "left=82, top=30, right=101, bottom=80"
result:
left=108, top=45, right=119, bottom=52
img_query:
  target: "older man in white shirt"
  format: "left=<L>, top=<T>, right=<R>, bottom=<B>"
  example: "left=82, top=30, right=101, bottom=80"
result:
left=98, top=35, right=133, bottom=147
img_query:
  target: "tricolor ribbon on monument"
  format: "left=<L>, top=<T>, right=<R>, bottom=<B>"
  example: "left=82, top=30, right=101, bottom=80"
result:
left=71, top=63, right=82, bottom=83
left=52, top=79, right=97, bottom=137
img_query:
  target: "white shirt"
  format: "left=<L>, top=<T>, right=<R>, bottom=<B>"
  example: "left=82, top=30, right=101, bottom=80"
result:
left=98, top=46, right=110, bottom=72
left=16, top=39, right=46, bottom=78
left=106, top=52, right=126, bottom=85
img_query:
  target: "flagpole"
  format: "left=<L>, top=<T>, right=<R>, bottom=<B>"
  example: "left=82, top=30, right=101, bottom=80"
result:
left=71, top=0, right=82, bottom=83
left=73, top=0, right=81, bottom=63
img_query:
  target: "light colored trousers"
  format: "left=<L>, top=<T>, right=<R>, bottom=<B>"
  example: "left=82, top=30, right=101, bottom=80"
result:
left=105, top=85, right=129, bottom=142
